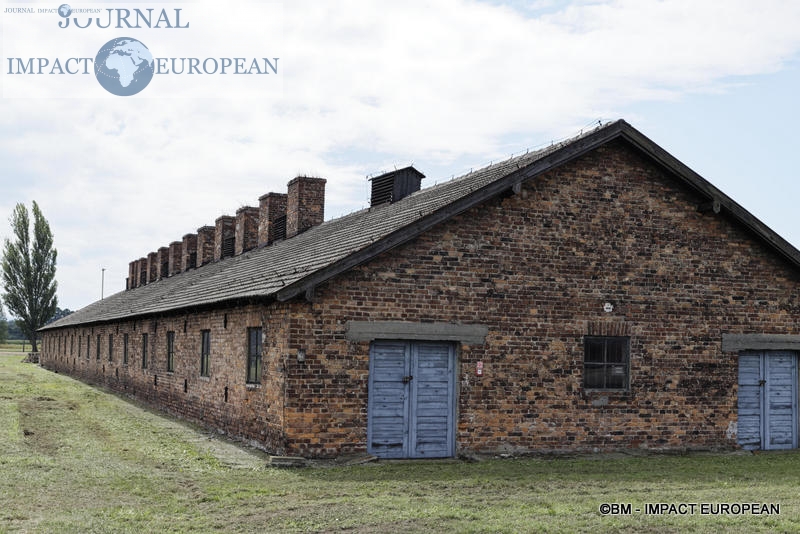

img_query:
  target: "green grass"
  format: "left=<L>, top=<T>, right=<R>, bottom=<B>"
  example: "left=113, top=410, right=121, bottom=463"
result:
left=1, top=352, right=799, bottom=533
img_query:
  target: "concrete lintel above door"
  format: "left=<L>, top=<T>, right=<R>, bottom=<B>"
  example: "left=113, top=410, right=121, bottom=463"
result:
left=722, top=334, right=800, bottom=352
left=346, top=321, right=488, bottom=345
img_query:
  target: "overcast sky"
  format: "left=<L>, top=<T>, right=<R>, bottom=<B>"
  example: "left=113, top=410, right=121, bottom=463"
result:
left=1, top=0, right=799, bottom=314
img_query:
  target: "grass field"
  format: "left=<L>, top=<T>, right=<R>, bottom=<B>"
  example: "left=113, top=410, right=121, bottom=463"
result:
left=0, top=340, right=28, bottom=352
left=1, top=352, right=799, bottom=533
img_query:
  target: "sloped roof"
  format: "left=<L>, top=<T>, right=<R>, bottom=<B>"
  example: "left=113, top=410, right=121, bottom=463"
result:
left=42, top=120, right=800, bottom=331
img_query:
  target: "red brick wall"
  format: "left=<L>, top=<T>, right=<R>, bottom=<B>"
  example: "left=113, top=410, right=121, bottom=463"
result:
left=282, top=140, right=800, bottom=457
left=40, top=303, right=289, bottom=453
left=40, top=140, right=800, bottom=458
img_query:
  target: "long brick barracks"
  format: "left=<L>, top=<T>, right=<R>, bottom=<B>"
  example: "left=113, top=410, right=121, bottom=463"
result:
left=39, top=121, right=800, bottom=458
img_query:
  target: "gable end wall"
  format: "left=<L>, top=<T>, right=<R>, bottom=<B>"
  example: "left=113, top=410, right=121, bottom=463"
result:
left=281, top=140, right=800, bottom=457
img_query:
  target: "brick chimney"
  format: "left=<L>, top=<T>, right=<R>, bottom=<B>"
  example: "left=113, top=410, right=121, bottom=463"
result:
left=215, top=216, right=235, bottom=261
left=286, top=176, right=326, bottom=239
left=157, top=247, right=169, bottom=280
left=197, top=226, right=215, bottom=266
left=139, top=257, right=147, bottom=286
left=258, top=192, right=287, bottom=246
left=235, top=206, right=259, bottom=255
left=128, top=260, right=137, bottom=289
left=168, top=241, right=183, bottom=276
left=182, top=233, right=198, bottom=271
left=147, top=252, right=158, bottom=283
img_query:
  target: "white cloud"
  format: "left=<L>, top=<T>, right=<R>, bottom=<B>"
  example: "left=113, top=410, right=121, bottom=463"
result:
left=1, top=0, right=799, bottom=311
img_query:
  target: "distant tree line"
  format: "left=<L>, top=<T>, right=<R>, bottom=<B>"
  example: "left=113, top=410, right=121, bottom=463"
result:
left=0, top=305, right=72, bottom=343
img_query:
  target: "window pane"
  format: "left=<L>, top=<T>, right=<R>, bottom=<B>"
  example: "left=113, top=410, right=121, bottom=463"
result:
left=606, top=365, right=627, bottom=388
left=606, top=339, right=627, bottom=363
left=584, top=365, right=605, bottom=389
left=585, top=339, right=605, bottom=363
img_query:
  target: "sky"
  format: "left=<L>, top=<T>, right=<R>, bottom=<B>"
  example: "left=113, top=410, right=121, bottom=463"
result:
left=0, top=0, right=799, bottom=314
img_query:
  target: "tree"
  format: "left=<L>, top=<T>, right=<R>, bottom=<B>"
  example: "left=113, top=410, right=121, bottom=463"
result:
left=46, top=307, right=73, bottom=325
left=0, top=303, right=7, bottom=345
left=6, top=319, right=23, bottom=340
left=1, top=202, right=58, bottom=352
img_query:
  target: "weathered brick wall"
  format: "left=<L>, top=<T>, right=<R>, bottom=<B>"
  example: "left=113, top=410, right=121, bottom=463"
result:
left=282, top=140, right=800, bottom=457
left=40, top=302, right=289, bottom=453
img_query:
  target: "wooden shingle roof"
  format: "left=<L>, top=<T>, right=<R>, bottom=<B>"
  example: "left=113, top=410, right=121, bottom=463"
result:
left=42, top=120, right=800, bottom=331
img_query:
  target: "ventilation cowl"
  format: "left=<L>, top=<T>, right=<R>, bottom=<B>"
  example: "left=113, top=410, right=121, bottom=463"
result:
left=369, top=166, right=425, bottom=207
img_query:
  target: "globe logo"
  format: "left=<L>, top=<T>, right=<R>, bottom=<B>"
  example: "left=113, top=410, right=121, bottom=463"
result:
left=58, top=4, right=72, bottom=17
left=94, top=38, right=154, bottom=96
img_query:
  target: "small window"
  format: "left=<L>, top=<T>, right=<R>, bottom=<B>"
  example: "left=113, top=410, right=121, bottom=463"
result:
left=166, top=331, right=175, bottom=372
left=246, top=327, right=263, bottom=384
left=142, top=333, right=149, bottom=369
left=108, top=334, right=114, bottom=362
left=200, top=330, right=211, bottom=377
left=584, top=336, right=630, bottom=390
left=123, top=333, right=129, bottom=365
left=96, top=334, right=101, bottom=360
left=79, top=336, right=82, bottom=358
left=86, top=335, right=90, bottom=359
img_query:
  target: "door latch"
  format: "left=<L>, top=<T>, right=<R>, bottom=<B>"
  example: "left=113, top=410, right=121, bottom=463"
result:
left=402, top=375, right=414, bottom=384
left=759, top=379, right=766, bottom=386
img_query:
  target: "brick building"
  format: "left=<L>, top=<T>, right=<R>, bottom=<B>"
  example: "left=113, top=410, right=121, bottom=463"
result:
left=39, top=121, right=800, bottom=458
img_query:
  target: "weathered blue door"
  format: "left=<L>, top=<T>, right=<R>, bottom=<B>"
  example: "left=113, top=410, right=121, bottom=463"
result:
left=368, top=341, right=456, bottom=458
left=738, top=351, right=798, bottom=450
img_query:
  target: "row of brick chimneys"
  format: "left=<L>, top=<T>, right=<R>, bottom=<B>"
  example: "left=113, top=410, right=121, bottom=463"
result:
left=126, top=176, right=326, bottom=290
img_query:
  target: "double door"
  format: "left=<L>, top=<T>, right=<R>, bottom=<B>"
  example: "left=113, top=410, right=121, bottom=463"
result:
left=368, top=341, right=456, bottom=458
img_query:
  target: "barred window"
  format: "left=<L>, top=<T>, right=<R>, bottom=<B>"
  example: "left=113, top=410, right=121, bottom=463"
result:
left=246, top=327, right=262, bottom=384
left=166, top=331, right=175, bottom=372
left=123, top=333, right=129, bottom=365
left=142, top=333, right=149, bottom=369
left=583, top=336, right=630, bottom=390
left=200, top=330, right=211, bottom=377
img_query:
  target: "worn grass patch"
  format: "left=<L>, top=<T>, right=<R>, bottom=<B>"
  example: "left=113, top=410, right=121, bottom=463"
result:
left=1, top=353, right=799, bottom=533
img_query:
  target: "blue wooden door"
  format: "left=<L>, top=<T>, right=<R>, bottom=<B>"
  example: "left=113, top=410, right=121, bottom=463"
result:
left=738, top=351, right=798, bottom=450
left=368, top=341, right=456, bottom=458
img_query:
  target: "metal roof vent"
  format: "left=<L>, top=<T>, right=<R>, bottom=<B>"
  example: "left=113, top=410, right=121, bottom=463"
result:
left=369, top=166, right=425, bottom=207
